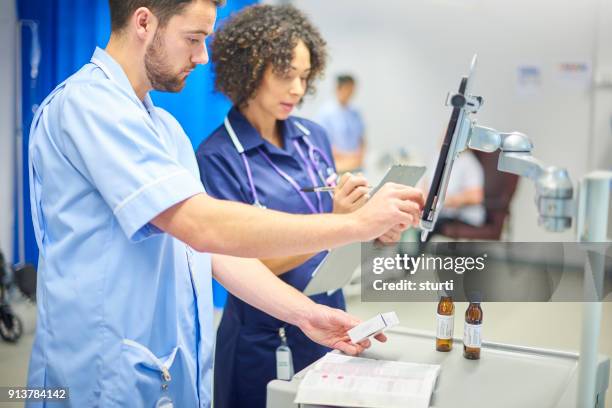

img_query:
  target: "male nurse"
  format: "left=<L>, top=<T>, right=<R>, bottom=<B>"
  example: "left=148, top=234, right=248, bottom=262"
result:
left=26, top=0, right=424, bottom=406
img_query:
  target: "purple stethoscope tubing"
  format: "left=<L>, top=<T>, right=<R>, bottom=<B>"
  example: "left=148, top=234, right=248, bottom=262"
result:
left=224, top=117, right=335, bottom=213
left=292, top=120, right=336, bottom=187
left=257, top=147, right=321, bottom=214
left=292, top=140, right=324, bottom=213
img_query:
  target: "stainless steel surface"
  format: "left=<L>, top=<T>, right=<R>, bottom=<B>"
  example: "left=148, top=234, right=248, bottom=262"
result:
left=267, top=326, right=610, bottom=408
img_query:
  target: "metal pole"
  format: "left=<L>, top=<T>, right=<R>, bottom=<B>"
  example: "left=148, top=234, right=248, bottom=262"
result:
left=576, top=171, right=611, bottom=408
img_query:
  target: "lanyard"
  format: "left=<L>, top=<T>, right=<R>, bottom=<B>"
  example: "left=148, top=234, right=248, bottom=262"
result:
left=225, top=117, right=335, bottom=213
left=257, top=145, right=322, bottom=214
left=294, top=121, right=335, bottom=186
left=292, top=140, right=324, bottom=212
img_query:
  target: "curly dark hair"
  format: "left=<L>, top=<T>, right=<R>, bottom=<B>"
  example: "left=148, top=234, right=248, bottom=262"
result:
left=211, top=4, right=327, bottom=108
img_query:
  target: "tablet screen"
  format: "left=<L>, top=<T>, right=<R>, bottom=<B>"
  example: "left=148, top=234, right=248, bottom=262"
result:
left=421, top=77, right=468, bottom=225
left=420, top=55, right=478, bottom=240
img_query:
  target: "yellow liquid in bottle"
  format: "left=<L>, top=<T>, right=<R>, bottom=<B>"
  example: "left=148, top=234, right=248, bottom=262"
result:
left=463, top=302, right=483, bottom=360
left=436, top=296, right=454, bottom=352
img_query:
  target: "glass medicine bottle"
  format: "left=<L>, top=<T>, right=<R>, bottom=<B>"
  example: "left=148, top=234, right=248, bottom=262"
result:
left=436, top=296, right=454, bottom=352
left=463, top=298, right=483, bottom=360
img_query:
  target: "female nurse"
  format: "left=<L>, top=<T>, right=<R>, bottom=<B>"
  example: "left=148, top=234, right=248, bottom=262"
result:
left=196, top=5, right=399, bottom=408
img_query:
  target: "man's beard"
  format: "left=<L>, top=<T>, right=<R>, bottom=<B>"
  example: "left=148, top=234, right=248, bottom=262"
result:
left=145, top=29, right=188, bottom=93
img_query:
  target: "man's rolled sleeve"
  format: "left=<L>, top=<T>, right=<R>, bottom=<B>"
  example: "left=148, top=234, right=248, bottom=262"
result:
left=114, top=170, right=204, bottom=241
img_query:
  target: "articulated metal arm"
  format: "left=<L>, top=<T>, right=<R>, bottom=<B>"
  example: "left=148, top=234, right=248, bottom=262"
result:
left=446, top=82, right=607, bottom=408
left=467, top=124, right=574, bottom=231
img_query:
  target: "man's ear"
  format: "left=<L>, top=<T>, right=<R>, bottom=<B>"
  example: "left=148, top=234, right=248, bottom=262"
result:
left=132, top=7, right=158, bottom=42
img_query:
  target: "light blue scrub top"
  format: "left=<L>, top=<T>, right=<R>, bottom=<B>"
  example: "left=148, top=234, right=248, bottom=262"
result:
left=27, top=47, right=214, bottom=407
left=316, top=101, right=365, bottom=152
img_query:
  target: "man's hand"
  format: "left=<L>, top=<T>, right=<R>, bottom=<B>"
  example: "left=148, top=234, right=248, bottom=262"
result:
left=377, top=224, right=406, bottom=245
left=350, top=183, right=424, bottom=242
left=297, top=304, right=387, bottom=355
left=333, top=173, right=370, bottom=214
left=213, top=255, right=387, bottom=355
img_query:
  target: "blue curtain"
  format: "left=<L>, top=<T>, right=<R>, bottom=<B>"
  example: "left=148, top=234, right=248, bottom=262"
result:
left=17, top=0, right=257, bottom=306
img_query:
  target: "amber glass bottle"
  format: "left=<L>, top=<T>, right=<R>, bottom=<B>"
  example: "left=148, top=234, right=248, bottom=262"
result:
left=463, top=300, right=483, bottom=360
left=435, top=296, right=454, bottom=352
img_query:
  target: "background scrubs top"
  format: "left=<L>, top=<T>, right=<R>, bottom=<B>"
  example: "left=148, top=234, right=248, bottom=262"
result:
left=316, top=100, right=365, bottom=153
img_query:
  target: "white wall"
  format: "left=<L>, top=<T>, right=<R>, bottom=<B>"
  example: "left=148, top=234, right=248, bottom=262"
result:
left=0, top=0, right=16, bottom=262
left=271, top=0, right=611, bottom=242
left=592, top=0, right=612, bottom=172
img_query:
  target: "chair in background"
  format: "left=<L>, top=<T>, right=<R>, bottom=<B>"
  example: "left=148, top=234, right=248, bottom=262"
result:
left=439, top=150, right=519, bottom=241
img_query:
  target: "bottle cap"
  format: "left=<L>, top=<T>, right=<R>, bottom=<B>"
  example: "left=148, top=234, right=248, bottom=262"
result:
left=467, top=291, right=482, bottom=303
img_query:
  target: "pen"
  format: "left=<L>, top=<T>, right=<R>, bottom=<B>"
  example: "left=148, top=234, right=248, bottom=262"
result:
left=301, top=186, right=373, bottom=193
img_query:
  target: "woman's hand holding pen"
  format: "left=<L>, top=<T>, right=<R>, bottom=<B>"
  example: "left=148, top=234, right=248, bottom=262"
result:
left=332, top=172, right=370, bottom=214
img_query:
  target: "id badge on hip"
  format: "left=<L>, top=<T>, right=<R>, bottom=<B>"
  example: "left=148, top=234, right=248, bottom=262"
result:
left=276, top=327, right=294, bottom=380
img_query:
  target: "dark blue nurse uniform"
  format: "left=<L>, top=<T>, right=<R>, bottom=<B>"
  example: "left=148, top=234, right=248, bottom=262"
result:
left=196, top=107, right=345, bottom=408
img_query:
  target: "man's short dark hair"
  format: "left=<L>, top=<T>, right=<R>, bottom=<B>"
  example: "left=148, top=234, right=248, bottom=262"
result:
left=108, top=0, right=224, bottom=32
left=337, top=74, right=355, bottom=88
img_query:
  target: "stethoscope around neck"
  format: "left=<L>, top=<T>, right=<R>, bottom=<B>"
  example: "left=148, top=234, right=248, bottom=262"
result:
left=224, top=116, right=336, bottom=214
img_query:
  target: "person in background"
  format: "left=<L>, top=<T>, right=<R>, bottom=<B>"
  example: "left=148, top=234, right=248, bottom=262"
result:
left=426, top=150, right=485, bottom=237
left=316, top=74, right=366, bottom=173
left=196, top=5, right=405, bottom=408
